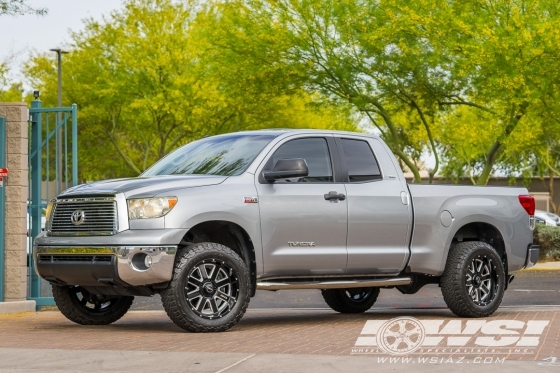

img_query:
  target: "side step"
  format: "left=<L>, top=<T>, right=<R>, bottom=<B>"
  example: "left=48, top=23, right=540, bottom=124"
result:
left=256, top=277, right=412, bottom=291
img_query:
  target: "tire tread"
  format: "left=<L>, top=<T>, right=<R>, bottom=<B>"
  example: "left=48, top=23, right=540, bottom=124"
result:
left=161, top=242, right=250, bottom=332
left=441, top=241, right=505, bottom=318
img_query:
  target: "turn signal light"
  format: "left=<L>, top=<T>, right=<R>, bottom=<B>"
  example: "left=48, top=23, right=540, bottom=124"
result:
left=518, top=195, right=535, bottom=216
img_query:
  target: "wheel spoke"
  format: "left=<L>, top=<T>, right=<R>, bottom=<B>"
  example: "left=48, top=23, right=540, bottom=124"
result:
left=385, top=330, right=401, bottom=338
left=215, top=290, right=232, bottom=303
left=198, top=264, right=211, bottom=279
left=209, top=264, right=222, bottom=281
left=187, top=289, right=202, bottom=300
left=187, top=277, right=203, bottom=287
left=215, top=276, right=230, bottom=286
left=196, top=298, right=207, bottom=312
left=398, top=320, right=407, bottom=333
left=476, top=259, right=483, bottom=272
left=388, top=338, right=403, bottom=349
left=209, top=298, right=219, bottom=314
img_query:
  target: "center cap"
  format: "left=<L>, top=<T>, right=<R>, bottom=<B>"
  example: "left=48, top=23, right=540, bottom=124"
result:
left=474, top=275, right=481, bottom=285
left=203, top=282, right=215, bottom=294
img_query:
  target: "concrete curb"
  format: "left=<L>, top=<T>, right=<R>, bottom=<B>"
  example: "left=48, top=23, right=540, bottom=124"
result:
left=0, top=300, right=36, bottom=314
left=527, top=262, right=560, bottom=270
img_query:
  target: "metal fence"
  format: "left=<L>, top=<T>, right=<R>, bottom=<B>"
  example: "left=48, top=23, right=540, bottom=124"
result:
left=28, top=100, right=78, bottom=307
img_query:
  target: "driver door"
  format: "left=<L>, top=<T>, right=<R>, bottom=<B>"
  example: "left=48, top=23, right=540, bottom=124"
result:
left=255, top=135, right=348, bottom=277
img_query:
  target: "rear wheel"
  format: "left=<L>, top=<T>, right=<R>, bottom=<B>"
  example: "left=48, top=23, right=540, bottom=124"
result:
left=52, top=285, right=133, bottom=325
left=441, top=241, right=505, bottom=317
left=321, top=287, right=380, bottom=313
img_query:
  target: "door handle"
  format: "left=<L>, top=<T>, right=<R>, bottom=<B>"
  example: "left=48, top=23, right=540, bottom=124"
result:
left=324, top=191, right=346, bottom=201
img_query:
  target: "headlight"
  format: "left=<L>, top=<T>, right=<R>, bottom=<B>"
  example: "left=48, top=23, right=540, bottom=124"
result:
left=127, top=197, right=178, bottom=220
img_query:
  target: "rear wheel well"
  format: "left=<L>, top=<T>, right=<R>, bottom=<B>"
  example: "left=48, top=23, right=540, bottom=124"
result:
left=182, top=221, right=257, bottom=296
left=451, top=222, right=507, bottom=268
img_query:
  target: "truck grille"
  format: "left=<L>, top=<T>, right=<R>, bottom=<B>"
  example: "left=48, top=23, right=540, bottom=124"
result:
left=49, top=199, right=117, bottom=236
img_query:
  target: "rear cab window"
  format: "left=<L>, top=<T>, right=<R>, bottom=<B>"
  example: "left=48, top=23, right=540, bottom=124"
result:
left=339, top=138, right=382, bottom=182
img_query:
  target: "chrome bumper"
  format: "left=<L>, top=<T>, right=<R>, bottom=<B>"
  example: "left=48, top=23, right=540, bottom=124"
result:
left=34, top=246, right=177, bottom=286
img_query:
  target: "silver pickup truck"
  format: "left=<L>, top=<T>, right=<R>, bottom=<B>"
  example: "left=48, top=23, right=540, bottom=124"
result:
left=34, top=130, right=537, bottom=332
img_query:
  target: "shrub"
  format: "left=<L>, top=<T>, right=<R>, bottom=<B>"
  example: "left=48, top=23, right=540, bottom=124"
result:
left=533, top=224, right=560, bottom=261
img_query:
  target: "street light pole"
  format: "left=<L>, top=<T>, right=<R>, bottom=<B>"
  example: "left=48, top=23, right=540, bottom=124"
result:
left=50, top=48, right=68, bottom=194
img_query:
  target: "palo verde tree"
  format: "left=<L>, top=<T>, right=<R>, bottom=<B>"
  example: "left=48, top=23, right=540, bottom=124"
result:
left=208, top=0, right=560, bottom=184
left=25, top=0, right=357, bottom=180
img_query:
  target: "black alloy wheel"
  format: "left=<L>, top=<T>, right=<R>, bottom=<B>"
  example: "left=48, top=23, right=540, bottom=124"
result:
left=161, top=242, right=251, bottom=332
left=322, top=286, right=380, bottom=313
left=52, top=285, right=134, bottom=325
left=185, top=259, right=239, bottom=320
left=466, top=254, right=499, bottom=306
left=441, top=241, right=505, bottom=318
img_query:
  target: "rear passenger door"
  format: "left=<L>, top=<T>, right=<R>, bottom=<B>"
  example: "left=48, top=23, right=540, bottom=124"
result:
left=336, top=136, right=412, bottom=275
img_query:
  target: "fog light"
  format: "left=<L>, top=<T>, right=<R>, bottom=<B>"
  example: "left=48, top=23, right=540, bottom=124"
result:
left=131, top=253, right=152, bottom=271
left=144, top=255, right=153, bottom=269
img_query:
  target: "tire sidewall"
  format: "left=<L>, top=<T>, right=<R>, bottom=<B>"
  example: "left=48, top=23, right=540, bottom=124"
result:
left=173, top=246, right=250, bottom=329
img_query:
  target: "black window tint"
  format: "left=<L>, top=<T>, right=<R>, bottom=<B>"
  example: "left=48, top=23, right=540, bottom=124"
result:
left=271, top=138, right=333, bottom=183
left=341, top=139, right=381, bottom=182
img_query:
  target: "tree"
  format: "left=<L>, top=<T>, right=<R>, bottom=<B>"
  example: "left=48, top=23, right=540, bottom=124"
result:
left=207, top=0, right=560, bottom=184
left=0, top=0, right=46, bottom=16
left=25, top=0, right=356, bottom=180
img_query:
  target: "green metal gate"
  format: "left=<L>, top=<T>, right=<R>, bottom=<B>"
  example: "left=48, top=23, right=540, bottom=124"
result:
left=28, top=99, right=78, bottom=307
left=0, top=116, right=6, bottom=302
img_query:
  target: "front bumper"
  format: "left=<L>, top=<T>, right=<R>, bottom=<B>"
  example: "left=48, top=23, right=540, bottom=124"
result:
left=35, top=246, right=177, bottom=286
left=33, top=229, right=186, bottom=287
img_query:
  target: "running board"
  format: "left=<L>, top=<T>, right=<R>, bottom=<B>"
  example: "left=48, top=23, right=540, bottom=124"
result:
left=256, top=277, right=412, bottom=291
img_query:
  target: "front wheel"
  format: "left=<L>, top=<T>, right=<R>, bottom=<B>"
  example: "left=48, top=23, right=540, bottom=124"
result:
left=321, top=287, right=380, bottom=313
left=441, top=241, right=505, bottom=317
left=52, top=285, right=133, bottom=325
left=161, top=242, right=251, bottom=332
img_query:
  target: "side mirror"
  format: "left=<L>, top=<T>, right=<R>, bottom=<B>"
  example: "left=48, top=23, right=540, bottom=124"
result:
left=263, top=158, right=309, bottom=183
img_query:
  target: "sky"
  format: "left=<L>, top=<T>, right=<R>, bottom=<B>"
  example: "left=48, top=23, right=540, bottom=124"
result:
left=0, top=0, right=123, bottom=84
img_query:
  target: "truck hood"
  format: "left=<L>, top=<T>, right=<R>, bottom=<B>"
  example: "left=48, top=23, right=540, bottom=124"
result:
left=58, top=175, right=228, bottom=198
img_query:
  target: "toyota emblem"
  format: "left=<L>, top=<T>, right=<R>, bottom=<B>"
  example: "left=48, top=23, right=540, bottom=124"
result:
left=71, top=210, right=85, bottom=226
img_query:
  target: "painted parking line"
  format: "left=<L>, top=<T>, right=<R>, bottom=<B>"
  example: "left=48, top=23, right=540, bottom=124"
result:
left=214, top=353, right=256, bottom=373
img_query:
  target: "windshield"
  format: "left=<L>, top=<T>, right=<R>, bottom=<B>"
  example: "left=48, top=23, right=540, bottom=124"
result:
left=142, top=134, right=277, bottom=177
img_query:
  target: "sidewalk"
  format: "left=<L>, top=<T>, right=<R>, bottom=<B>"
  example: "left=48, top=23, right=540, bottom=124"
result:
left=1, top=348, right=558, bottom=373
left=528, top=262, right=560, bottom=270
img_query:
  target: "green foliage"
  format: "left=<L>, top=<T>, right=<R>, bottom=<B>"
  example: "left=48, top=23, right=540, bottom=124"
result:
left=24, top=0, right=357, bottom=181
left=207, top=0, right=560, bottom=184
left=533, top=224, right=560, bottom=261
left=18, top=0, right=560, bottom=185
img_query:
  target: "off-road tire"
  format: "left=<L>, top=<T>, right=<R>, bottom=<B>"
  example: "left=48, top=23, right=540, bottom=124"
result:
left=321, top=287, right=380, bottom=313
left=52, top=285, right=133, bottom=325
left=161, top=242, right=251, bottom=332
left=441, top=241, right=505, bottom=318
